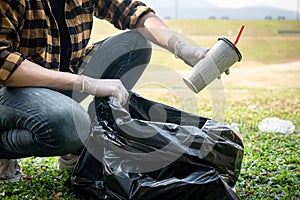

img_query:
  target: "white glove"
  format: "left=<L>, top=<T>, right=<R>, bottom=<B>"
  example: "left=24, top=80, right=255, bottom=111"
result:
left=174, top=40, right=209, bottom=66
left=75, top=75, right=129, bottom=106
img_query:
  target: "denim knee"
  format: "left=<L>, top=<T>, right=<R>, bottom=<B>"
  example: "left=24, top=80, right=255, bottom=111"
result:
left=0, top=87, right=91, bottom=157
left=38, top=100, right=91, bottom=155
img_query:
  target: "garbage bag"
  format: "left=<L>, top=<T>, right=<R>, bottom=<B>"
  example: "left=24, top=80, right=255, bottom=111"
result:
left=70, top=92, right=244, bottom=200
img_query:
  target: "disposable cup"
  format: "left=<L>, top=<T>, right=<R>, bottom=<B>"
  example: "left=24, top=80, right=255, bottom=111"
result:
left=183, top=37, right=242, bottom=93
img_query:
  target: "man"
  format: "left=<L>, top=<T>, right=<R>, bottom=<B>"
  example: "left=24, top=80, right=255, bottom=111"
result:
left=0, top=0, right=211, bottom=182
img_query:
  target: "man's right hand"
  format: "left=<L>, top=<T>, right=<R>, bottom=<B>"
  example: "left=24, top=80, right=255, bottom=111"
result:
left=76, top=75, right=129, bottom=106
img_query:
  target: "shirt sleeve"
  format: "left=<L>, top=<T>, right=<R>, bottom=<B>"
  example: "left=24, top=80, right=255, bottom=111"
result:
left=0, top=0, right=26, bottom=86
left=94, top=0, right=155, bottom=30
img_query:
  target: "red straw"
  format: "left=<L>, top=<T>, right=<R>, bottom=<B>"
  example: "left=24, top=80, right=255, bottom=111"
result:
left=234, top=25, right=245, bottom=46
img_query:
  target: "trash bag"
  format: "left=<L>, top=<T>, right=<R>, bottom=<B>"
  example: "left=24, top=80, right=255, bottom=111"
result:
left=70, top=92, right=244, bottom=200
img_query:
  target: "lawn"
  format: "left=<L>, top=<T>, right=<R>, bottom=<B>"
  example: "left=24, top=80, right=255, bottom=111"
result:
left=1, top=20, right=299, bottom=199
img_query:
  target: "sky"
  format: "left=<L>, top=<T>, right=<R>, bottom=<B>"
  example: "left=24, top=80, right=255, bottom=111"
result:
left=208, top=0, right=298, bottom=11
left=142, top=0, right=299, bottom=12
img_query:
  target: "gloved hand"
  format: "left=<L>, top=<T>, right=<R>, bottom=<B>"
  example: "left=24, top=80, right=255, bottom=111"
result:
left=174, top=40, right=209, bottom=67
left=174, top=40, right=230, bottom=76
left=75, top=75, right=129, bottom=106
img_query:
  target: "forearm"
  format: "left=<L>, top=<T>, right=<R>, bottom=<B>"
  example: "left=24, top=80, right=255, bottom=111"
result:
left=136, top=12, right=210, bottom=67
left=5, top=59, right=129, bottom=105
left=5, top=59, right=79, bottom=90
left=136, top=12, right=180, bottom=53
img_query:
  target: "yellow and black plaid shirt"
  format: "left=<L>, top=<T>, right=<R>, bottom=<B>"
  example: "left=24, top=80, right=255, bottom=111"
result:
left=0, top=0, right=153, bottom=86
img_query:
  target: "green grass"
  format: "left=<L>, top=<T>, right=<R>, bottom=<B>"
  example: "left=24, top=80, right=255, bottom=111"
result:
left=0, top=157, right=77, bottom=199
left=1, top=19, right=300, bottom=199
left=236, top=37, right=300, bottom=65
left=219, top=90, right=299, bottom=199
left=165, top=20, right=300, bottom=36
left=166, top=20, right=300, bottom=65
left=94, top=19, right=300, bottom=37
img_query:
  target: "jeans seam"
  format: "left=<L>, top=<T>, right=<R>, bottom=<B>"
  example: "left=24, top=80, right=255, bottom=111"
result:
left=115, top=50, right=134, bottom=79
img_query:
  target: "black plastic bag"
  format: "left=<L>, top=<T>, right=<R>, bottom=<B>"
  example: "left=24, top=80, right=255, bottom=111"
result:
left=70, top=92, right=244, bottom=200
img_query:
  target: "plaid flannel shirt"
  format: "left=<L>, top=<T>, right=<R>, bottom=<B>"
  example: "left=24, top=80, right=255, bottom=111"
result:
left=0, top=0, right=154, bottom=86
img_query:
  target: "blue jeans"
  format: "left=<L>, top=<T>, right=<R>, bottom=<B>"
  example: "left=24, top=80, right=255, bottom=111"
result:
left=0, top=31, right=152, bottom=158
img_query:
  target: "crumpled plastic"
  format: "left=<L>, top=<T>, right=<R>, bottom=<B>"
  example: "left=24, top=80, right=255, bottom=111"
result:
left=70, top=92, right=244, bottom=200
left=258, top=117, right=295, bottom=134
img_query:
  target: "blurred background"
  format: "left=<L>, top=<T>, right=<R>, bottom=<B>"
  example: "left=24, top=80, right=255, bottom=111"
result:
left=143, top=0, right=299, bottom=20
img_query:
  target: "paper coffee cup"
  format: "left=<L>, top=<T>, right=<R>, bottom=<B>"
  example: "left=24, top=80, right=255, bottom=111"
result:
left=183, top=37, right=242, bottom=93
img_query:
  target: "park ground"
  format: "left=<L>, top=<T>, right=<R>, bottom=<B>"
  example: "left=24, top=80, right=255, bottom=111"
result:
left=1, top=20, right=299, bottom=199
